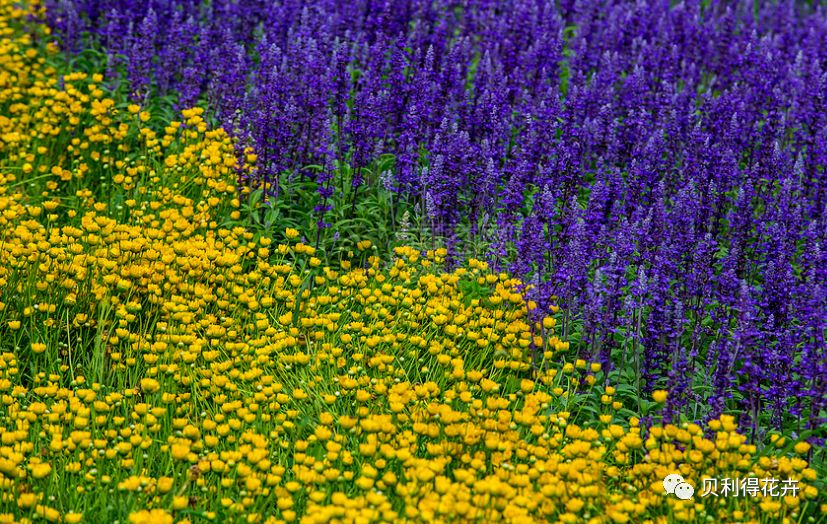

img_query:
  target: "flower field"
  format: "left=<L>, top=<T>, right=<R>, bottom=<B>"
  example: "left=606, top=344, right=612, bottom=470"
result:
left=0, top=0, right=825, bottom=523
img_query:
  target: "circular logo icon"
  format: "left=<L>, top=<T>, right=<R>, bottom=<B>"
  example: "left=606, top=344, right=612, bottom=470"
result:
left=663, top=473, right=685, bottom=495
left=674, top=482, right=695, bottom=500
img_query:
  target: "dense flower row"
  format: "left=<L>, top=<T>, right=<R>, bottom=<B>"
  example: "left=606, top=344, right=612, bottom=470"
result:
left=0, top=2, right=822, bottom=522
left=41, top=0, right=827, bottom=435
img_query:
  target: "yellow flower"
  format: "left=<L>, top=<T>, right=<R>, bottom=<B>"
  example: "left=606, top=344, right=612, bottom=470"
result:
left=139, top=378, right=160, bottom=394
left=652, top=390, right=668, bottom=403
left=31, top=463, right=52, bottom=479
left=793, top=441, right=811, bottom=455
left=128, top=509, right=173, bottom=524
left=480, top=379, right=498, bottom=393
left=314, top=426, right=332, bottom=441
left=171, top=444, right=190, bottom=460
left=157, top=477, right=174, bottom=493
left=31, top=342, right=47, bottom=354
left=355, top=477, right=374, bottom=490
left=17, top=493, right=37, bottom=509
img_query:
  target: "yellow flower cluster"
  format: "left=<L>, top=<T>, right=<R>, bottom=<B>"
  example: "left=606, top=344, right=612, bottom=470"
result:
left=0, top=2, right=821, bottom=523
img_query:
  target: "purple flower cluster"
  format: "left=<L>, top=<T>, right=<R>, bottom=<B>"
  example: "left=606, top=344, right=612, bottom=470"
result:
left=46, top=0, right=827, bottom=435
